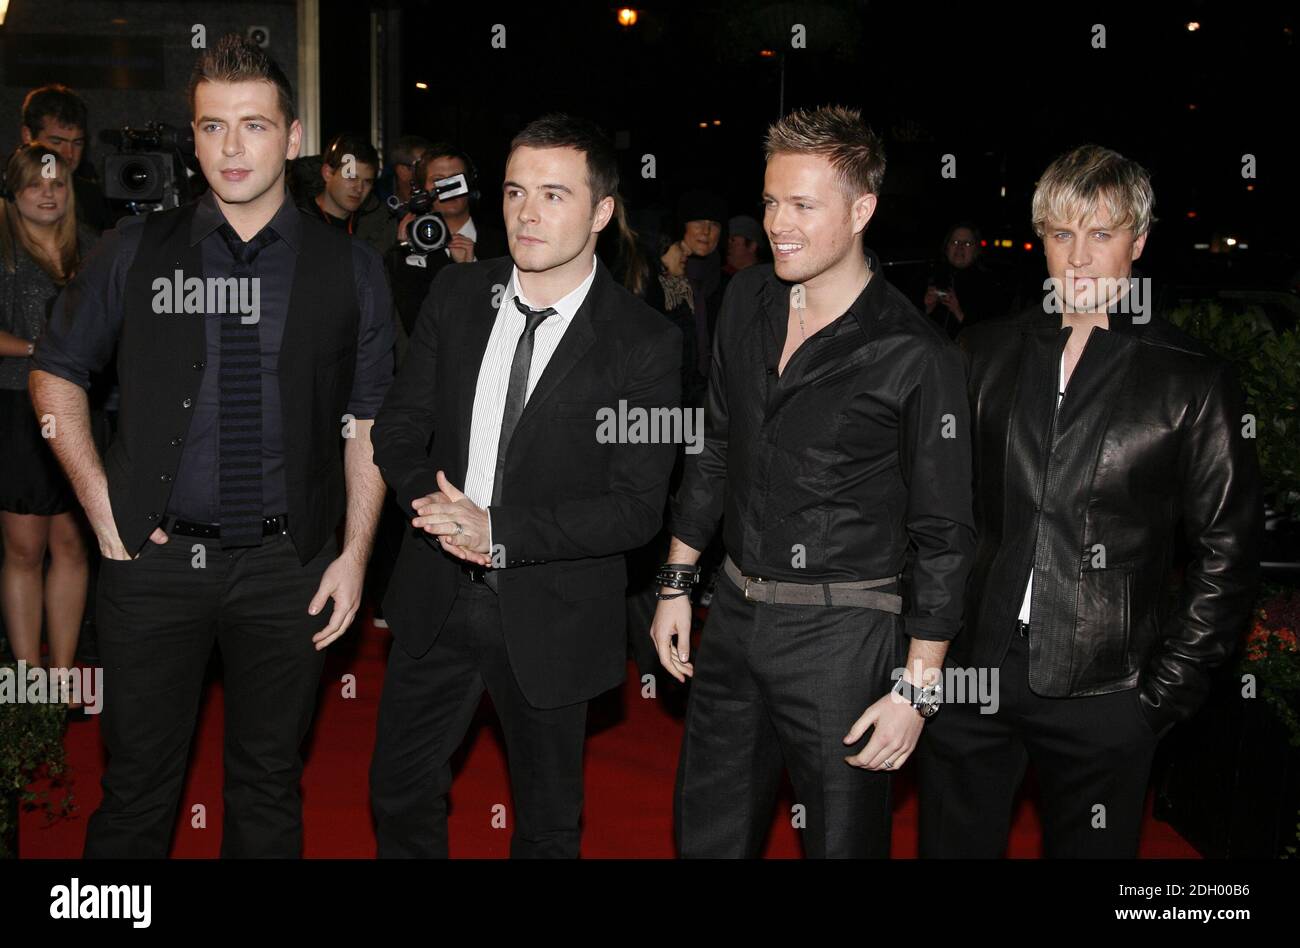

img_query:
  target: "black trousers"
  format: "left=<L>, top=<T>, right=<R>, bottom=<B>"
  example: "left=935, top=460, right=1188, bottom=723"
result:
left=917, top=627, right=1160, bottom=858
left=84, top=531, right=335, bottom=858
left=370, top=576, right=589, bottom=858
left=674, top=570, right=902, bottom=858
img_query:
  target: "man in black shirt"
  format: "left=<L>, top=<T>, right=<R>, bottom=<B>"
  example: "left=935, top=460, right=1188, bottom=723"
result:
left=305, top=134, right=379, bottom=232
left=29, top=35, right=394, bottom=857
left=651, top=106, right=975, bottom=857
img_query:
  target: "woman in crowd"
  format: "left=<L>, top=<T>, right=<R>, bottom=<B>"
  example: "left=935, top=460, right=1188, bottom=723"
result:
left=0, top=142, right=97, bottom=705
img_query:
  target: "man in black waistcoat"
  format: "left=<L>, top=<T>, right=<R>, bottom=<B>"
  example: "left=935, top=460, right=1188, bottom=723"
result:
left=29, top=35, right=395, bottom=858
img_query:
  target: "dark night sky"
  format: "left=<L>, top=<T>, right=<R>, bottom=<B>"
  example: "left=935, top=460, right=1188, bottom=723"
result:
left=321, top=0, right=1298, bottom=287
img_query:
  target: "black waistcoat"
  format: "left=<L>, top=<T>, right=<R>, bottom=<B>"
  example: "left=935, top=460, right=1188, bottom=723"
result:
left=109, top=202, right=359, bottom=563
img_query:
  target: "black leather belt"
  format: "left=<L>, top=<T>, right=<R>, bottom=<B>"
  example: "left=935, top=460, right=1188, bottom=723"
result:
left=460, top=562, right=488, bottom=583
left=459, top=562, right=499, bottom=591
left=160, top=514, right=289, bottom=539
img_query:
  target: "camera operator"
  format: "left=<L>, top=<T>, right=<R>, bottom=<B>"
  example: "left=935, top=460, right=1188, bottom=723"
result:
left=377, top=134, right=431, bottom=208
left=386, top=143, right=505, bottom=335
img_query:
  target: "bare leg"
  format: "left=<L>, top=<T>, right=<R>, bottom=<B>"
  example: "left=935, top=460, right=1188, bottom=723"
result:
left=45, top=511, right=89, bottom=677
left=0, top=511, right=51, bottom=666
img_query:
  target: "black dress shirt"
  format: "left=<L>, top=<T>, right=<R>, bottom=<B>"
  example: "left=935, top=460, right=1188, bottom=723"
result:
left=670, top=250, right=976, bottom=641
left=35, top=188, right=395, bottom=522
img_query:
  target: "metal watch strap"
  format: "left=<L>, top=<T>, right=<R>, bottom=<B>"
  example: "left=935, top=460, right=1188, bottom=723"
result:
left=894, top=677, right=941, bottom=718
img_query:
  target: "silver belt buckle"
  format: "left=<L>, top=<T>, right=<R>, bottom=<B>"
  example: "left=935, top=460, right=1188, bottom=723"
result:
left=743, top=575, right=768, bottom=602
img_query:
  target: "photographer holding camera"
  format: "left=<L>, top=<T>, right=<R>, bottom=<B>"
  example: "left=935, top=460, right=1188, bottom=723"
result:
left=921, top=221, right=1008, bottom=339
left=385, top=143, right=505, bottom=335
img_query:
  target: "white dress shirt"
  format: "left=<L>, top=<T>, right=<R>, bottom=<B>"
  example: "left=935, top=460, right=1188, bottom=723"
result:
left=450, top=217, right=478, bottom=260
left=465, top=255, right=599, bottom=546
left=1018, top=352, right=1066, bottom=623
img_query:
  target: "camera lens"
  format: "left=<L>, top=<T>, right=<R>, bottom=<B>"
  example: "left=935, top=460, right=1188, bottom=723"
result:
left=118, top=160, right=154, bottom=195
left=410, top=213, right=449, bottom=253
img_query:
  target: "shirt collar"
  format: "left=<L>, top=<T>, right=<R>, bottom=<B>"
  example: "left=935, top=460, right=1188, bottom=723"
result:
left=1028, top=300, right=1148, bottom=338
left=759, top=245, right=887, bottom=338
left=847, top=247, right=887, bottom=335
left=506, top=253, right=598, bottom=324
left=456, top=217, right=478, bottom=242
left=191, top=187, right=302, bottom=251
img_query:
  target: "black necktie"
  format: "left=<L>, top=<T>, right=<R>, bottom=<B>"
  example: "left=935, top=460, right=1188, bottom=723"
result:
left=491, top=298, right=555, bottom=507
left=215, top=222, right=278, bottom=548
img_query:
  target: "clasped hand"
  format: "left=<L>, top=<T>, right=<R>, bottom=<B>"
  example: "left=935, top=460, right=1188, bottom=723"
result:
left=412, top=470, right=492, bottom=567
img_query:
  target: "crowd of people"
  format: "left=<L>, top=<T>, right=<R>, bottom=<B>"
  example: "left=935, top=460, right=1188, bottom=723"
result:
left=1, top=33, right=1260, bottom=861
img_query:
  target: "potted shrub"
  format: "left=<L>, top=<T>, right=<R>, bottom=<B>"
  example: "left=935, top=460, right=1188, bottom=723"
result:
left=0, top=666, right=75, bottom=858
left=1153, top=300, right=1300, bottom=857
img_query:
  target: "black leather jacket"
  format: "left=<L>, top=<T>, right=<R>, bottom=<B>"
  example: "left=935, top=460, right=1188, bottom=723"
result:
left=953, top=307, right=1262, bottom=737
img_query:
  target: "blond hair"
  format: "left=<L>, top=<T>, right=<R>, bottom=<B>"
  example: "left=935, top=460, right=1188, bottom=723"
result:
left=0, top=142, right=79, bottom=282
left=1031, top=144, right=1156, bottom=237
left=764, top=105, right=886, bottom=199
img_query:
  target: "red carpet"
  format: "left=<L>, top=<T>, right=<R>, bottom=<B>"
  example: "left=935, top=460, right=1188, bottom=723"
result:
left=19, top=613, right=1199, bottom=858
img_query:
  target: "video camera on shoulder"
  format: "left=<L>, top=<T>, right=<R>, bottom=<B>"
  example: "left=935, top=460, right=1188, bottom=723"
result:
left=386, top=172, right=470, bottom=254
left=100, top=122, right=194, bottom=213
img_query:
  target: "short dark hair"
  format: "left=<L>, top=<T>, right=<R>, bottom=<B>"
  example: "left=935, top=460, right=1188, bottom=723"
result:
left=419, top=141, right=475, bottom=186
left=323, top=133, right=379, bottom=171
left=943, top=220, right=982, bottom=249
left=508, top=114, right=618, bottom=208
left=22, top=84, right=88, bottom=137
left=188, top=33, right=296, bottom=126
left=389, top=134, right=432, bottom=168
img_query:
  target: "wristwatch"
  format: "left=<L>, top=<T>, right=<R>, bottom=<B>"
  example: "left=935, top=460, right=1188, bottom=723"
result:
left=893, top=676, right=942, bottom=718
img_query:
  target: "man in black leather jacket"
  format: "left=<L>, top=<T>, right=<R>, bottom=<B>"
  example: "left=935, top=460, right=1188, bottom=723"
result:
left=918, top=144, right=1262, bottom=858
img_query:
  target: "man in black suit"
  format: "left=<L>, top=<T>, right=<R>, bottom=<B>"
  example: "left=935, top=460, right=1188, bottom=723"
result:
left=369, top=114, right=681, bottom=858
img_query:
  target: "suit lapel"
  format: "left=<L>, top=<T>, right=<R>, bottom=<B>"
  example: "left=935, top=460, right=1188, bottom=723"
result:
left=500, top=263, right=607, bottom=468
left=514, top=264, right=604, bottom=428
